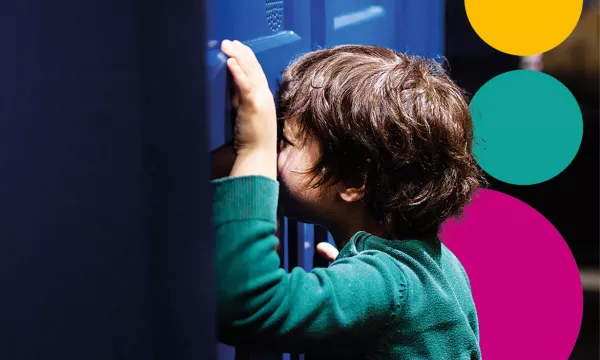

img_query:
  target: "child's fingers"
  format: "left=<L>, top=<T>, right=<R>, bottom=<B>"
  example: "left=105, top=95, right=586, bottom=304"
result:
left=228, top=73, right=240, bottom=109
left=222, top=40, right=261, bottom=84
left=223, top=39, right=267, bottom=86
left=231, top=88, right=240, bottom=109
left=233, top=40, right=258, bottom=66
left=316, top=242, right=339, bottom=262
left=221, top=39, right=237, bottom=59
left=232, top=40, right=265, bottom=80
left=227, top=58, right=252, bottom=95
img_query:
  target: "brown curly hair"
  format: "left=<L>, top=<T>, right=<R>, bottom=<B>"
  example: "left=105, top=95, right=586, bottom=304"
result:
left=277, top=45, right=487, bottom=239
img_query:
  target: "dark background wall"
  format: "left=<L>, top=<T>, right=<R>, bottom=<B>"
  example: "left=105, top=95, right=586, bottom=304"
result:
left=0, top=1, right=214, bottom=359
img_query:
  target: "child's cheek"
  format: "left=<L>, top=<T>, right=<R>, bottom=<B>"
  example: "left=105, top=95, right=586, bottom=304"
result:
left=276, top=149, right=289, bottom=178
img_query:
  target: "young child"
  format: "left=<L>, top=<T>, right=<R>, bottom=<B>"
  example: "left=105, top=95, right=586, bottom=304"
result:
left=212, top=39, right=485, bottom=360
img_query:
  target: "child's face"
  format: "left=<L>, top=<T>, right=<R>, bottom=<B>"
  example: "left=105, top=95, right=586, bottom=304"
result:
left=277, top=121, right=335, bottom=225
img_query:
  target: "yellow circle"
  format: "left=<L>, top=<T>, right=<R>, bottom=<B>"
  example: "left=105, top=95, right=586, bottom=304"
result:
left=465, top=0, right=584, bottom=56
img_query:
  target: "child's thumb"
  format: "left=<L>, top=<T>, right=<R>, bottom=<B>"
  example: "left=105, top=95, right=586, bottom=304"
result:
left=316, top=242, right=339, bottom=262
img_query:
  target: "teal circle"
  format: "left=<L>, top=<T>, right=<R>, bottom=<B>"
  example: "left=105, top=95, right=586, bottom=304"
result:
left=470, top=70, right=583, bottom=186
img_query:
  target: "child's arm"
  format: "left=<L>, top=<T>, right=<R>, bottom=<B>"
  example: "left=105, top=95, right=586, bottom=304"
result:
left=214, top=40, right=406, bottom=353
left=213, top=175, right=406, bottom=353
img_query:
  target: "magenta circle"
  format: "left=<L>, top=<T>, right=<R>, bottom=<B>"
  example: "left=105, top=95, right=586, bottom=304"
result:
left=440, top=189, right=583, bottom=359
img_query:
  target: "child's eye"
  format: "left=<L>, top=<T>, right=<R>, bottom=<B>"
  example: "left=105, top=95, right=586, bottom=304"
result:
left=277, top=118, right=292, bottom=150
left=279, top=135, right=292, bottom=150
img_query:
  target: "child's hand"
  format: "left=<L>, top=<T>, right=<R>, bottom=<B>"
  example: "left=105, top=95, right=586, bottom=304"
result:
left=221, top=40, right=277, bottom=157
left=221, top=39, right=277, bottom=180
left=316, top=242, right=339, bottom=262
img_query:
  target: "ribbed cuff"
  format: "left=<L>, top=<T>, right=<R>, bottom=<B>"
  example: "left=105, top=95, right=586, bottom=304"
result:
left=211, top=175, right=279, bottom=225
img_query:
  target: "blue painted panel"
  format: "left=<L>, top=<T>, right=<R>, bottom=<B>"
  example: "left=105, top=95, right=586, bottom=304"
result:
left=316, top=0, right=444, bottom=57
left=297, top=223, right=315, bottom=271
left=399, top=0, right=445, bottom=58
left=327, top=232, right=336, bottom=248
left=206, top=0, right=312, bottom=151
left=322, top=0, right=397, bottom=48
left=283, top=217, right=290, bottom=270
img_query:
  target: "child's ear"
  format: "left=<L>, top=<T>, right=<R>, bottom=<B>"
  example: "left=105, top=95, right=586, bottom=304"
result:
left=338, top=183, right=366, bottom=203
left=337, top=159, right=370, bottom=203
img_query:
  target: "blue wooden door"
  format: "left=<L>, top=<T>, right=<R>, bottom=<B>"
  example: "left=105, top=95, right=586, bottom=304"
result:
left=206, top=1, right=444, bottom=359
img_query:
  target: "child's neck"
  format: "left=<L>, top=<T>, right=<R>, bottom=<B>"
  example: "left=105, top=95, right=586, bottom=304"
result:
left=327, top=219, right=388, bottom=250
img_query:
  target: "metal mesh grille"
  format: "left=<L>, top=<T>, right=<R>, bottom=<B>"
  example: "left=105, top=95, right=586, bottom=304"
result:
left=265, top=0, right=284, bottom=32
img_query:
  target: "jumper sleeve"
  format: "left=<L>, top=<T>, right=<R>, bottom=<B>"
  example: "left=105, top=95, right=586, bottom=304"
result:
left=212, top=176, right=407, bottom=353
